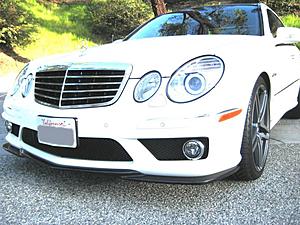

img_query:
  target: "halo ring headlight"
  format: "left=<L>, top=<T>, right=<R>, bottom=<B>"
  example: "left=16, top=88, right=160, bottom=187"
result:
left=184, top=72, right=206, bottom=95
left=167, top=55, right=224, bottom=103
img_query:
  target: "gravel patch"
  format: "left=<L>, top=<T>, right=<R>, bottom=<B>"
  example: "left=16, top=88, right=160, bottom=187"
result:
left=0, top=143, right=299, bottom=225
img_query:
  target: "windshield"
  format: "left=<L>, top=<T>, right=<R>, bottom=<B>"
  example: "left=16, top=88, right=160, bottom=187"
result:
left=126, top=5, right=262, bottom=40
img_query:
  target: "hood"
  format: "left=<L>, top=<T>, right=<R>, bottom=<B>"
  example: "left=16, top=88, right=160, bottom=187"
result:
left=30, top=35, right=267, bottom=78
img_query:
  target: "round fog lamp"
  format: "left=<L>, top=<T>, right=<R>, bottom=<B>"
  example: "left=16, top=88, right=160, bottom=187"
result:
left=182, top=140, right=205, bottom=160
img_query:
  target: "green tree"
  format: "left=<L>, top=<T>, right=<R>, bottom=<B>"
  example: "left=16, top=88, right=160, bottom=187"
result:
left=87, top=0, right=152, bottom=41
left=0, top=0, right=35, bottom=50
left=262, top=0, right=299, bottom=16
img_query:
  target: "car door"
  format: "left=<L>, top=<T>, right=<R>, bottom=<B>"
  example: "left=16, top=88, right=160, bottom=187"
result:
left=267, top=9, right=299, bottom=94
left=266, top=9, right=300, bottom=122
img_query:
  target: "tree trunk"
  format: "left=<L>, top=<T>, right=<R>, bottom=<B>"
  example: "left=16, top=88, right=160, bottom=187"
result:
left=150, top=0, right=167, bottom=17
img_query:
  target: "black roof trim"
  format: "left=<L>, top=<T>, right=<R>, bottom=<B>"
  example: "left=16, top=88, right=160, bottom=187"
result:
left=197, top=0, right=260, bottom=3
left=172, top=1, right=262, bottom=12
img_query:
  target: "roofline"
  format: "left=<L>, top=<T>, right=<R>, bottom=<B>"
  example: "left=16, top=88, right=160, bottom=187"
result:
left=191, top=3, right=261, bottom=8
left=198, top=0, right=260, bottom=3
left=170, top=1, right=264, bottom=12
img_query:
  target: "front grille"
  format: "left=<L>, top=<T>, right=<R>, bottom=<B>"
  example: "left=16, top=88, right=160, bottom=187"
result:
left=35, top=66, right=130, bottom=108
left=139, top=138, right=209, bottom=160
left=22, top=128, right=133, bottom=161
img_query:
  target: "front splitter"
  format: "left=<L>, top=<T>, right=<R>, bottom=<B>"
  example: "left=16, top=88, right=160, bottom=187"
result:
left=3, top=142, right=239, bottom=184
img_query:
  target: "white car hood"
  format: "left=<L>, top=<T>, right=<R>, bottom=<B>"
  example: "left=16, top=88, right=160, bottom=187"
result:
left=30, top=35, right=267, bottom=78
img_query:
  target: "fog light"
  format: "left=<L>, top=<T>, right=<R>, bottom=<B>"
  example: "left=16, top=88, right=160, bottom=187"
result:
left=182, top=140, right=205, bottom=160
left=5, top=121, right=12, bottom=133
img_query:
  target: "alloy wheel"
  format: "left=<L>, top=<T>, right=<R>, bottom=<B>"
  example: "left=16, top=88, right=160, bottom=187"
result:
left=251, top=85, right=270, bottom=172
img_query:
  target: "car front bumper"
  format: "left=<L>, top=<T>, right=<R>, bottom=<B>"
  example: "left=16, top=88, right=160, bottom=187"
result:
left=2, top=79, right=247, bottom=183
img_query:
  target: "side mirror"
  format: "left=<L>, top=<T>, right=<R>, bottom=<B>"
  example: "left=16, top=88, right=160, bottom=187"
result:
left=276, top=27, right=300, bottom=44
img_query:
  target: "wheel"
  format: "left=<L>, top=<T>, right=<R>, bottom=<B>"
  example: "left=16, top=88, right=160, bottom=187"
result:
left=283, top=89, right=300, bottom=119
left=235, top=77, right=270, bottom=180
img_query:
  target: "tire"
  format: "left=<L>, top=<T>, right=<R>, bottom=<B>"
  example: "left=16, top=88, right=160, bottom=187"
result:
left=283, top=89, right=300, bottom=119
left=235, top=77, right=270, bottom=180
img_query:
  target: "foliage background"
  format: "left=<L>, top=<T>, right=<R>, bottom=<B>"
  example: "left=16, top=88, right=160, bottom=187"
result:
left=264, top=0, right=299, bottom=16
left=87, top=0, right=152, bottom=41
left=0, top=0, right=35, bottom=50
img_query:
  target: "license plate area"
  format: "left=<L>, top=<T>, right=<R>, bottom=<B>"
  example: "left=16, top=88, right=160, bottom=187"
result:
left=37, top=116, right=77, bottom=148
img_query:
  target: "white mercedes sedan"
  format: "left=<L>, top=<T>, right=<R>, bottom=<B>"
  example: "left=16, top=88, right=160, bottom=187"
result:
left=2, top=2, right=300, bottom=183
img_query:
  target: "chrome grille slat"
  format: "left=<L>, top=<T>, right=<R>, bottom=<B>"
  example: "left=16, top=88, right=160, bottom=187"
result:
left=66, top=75, right=124, bottom=79
left=35, top=82, right=64, bottom=86
left=35, top=93, right=60, bottom=100
left=62, top=95, right=115, bottom=101
left=36, top=76, right=66, bottom=79
left=63, top=88, right=119, bottom=93
left=64, top=82, right=122, bottom=86
left=35, top=87, right=61, bottom=93
left=34, top=65, right=130, bottom=108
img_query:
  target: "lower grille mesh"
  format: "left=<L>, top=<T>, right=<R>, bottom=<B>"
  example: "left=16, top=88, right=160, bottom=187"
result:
left=22, top=128, right=133, bottom=161
left=139, top=138, right=209, bottom=160
left=12, top=124, right=20, bottom=137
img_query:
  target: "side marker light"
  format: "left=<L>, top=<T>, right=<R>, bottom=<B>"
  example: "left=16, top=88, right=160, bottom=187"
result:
left=219, top=109, right=242, bottom=122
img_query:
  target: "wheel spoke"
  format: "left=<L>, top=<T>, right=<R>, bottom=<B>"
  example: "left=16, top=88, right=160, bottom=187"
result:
left=258, top=90, right=268, bottom=123
left=253, top=135, right=263, bottom=168
left=254, top=94, right=260, bottom=122
left=257, top=136, right=264, bottom=168
left=252, top=123, right=258, bottom=142
left=252, top=134, right=259, bottom=151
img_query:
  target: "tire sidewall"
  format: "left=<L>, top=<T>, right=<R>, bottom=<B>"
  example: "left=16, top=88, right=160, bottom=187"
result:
left=237, top=77, right=270, bottom=180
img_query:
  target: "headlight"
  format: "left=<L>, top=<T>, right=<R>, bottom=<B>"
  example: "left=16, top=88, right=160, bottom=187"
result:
left=167, top=56, right=224, bottom=103
left=21, top=73, right=34, bottom=97
left=134, top=71, right=162, bottom=102
left=10, top=64, right=30, bottom=96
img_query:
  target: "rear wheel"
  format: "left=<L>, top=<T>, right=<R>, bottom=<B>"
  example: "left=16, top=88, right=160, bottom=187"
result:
left=283, top=89, right=300, bottom=119
left=235, top=77, right=270, bottom=180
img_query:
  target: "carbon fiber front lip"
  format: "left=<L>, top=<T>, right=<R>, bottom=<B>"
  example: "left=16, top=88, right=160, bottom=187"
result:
left=122, top=166, right=239, bottom=184
left=2, top=142, right=239, bottom=184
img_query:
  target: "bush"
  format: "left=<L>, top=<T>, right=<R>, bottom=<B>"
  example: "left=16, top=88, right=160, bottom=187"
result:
left=264, top=0, right=300, bottom=16
left=87, top=0, right=152, bottom=42
left=0, top=0, right=35, bottom=50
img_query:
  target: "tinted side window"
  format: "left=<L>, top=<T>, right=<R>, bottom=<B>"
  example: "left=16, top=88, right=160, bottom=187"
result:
left=267, top=9, right=284, bottom=37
